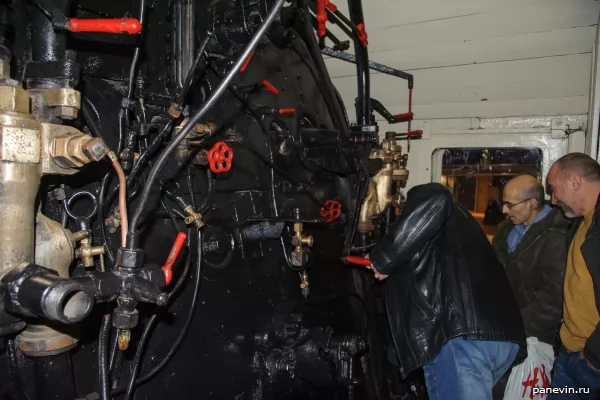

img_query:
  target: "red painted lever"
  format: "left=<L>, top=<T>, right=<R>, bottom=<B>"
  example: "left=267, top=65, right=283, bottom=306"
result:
left=278, top=108, right=296, bottom=114
left=208, top=142, right=233, bottom=173
left=316, top=0, right=328, bottom=37
left=345, top=256, right=372, bottom=266
left=240, top=51, right=255, bottom=72
left=262, top=80, right=279, bottom=95
left=393, top=112, right=414, bottom=122
left=162, top=232, right=188, bottom=286
left=356, top=23, right=368, bottom=47
left=67, top=18, right=142, bottom=34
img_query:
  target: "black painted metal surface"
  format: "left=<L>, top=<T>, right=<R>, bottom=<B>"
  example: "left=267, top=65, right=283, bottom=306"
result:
left=0, top=0, right=427, bottom=399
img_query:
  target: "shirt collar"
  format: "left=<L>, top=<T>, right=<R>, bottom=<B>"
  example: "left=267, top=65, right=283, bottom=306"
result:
left=513, top=204, right=552, bottom=234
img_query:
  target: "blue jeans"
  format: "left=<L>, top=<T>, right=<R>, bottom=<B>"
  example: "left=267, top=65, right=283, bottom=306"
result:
left=548, top=347, right=600, bottom=399
left=422, top=336, right=519, bottom=400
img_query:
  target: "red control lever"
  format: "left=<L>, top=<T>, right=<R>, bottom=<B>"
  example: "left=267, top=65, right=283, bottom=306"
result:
left=67, top=18, right=142, bottom=34
left=316, top=0, right=328, bottom=37
left=393, top=112, right=414, bottom=122
left=345, top=256, right=371, bottom=266
left=262, top=80, right=279, bottom=95
left=208, top=142, right=233, bottom=173
left=320, top=200, right=341, bottom=223
left=162, top=232, right=188, bottom=286
left=407, top=130, right=423, bottom=137
left=240, top=51, right=255, bottom=72
left=356, top=23, right=368, bottom=47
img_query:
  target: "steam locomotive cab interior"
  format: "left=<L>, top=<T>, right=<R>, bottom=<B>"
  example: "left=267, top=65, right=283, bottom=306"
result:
left=0, top=0, right=424, bottom=399
left=0, top=0, right=595, bottom=399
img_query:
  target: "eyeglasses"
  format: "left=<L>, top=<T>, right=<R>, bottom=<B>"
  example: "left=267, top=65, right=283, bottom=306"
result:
left=502, top=198, right=532, bottom=210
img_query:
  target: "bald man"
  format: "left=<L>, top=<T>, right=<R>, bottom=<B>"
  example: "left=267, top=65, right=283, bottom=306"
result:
left=493, top=175, right=568, bottom=347
left=546, top=153, right=600, bottom=398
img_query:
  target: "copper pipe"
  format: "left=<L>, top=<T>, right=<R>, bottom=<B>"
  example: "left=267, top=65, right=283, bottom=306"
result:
left=108, top=151, right=128, bottom=248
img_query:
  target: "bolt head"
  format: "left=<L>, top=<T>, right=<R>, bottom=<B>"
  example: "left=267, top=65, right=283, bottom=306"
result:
left=57, top=106, right=78, bottom=120
left=82, top=138, right=106, bottom=161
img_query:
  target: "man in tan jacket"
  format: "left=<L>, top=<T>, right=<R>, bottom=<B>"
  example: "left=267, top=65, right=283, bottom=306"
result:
left=546, top=153, right=600, bottom=398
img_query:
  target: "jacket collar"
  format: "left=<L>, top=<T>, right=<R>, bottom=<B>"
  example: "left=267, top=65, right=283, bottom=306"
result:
left=494, top=207, right=567, bottom=264
left=568, top=193, right=600, bottom=242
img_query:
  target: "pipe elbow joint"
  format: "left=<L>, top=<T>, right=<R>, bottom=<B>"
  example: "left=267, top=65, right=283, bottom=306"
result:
left=2, top=263, right=94, bottom=324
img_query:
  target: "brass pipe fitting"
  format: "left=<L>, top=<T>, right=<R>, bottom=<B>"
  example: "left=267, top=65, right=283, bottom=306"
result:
left=357, top=133, right=409, bottom=232
left=73, top=230, right=105, bottom=268
left=183, top=205, right=204, bottom=229
left=290, top=222, right=313, bottom=267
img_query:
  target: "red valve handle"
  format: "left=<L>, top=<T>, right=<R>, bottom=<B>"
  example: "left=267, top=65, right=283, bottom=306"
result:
left=162, top=232, right=188, bottom=286
left=240, top=51, right=255, bottom=73
left=345, top=256, right=371, bottom=266
left=208, top=142, right=233, bottom=173
left=278, top=108, right=296, bottom=115
left=316, top=0, right=328, bottom=37
left=67, top=18, right=142, bottom=34
left=262, top=80, right=279, bottom=95
left=320, top=200, right=341, bottom=223
left=356, top=23, right=368, bottom=47
left=393, top=112, right=414, bottom=122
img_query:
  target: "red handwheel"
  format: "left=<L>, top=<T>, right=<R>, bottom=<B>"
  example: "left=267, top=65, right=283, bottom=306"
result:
left=320, top=200, right=341, bottom=223
left=208, top=142, right=233, bottom=173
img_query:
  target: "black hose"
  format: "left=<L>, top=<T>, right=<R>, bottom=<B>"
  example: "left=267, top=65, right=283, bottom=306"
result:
left=113, top=229, right=201, bottom=397
left=103, top=121, right=173, bottom=215
left=126, top=0, right=146, bottom=100
left=161, top=199, right=181, bottom=232
left=98, top=173, right=116, bottom=263
left=118, top=0, right=146, bottom=156
left=199, top=168, right=214, bottom=214
left=187, top=166, right=198, bottom=210
left=176, top=32, right=214, bottom=107
left=345, top=0, right=370, bottom=125
left=164, top=188, right=189, bottom=210
left=123, top=316, right=157, bottom=400
left=81, top=100, right=108, bottom=143
left=98, top=313, right=112, bottom=400
left=111, top=350, right=125, bottom=390
left=127, top=0, right=286, bottom=248
left=108, top=329, right=119, bottom=372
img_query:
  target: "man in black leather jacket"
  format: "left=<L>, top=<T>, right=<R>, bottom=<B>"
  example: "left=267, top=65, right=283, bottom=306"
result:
left=364, top=182, right=526, bottom=400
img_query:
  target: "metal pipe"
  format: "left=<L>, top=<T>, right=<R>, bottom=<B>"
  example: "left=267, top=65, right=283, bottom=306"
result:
left=0, top=162, right=41, bottom=275
left=31, top=0, right=69, bottom=63
left=174, top=0, right=196, bottom=89
left=320, top=46, right=413, bottom=86
left=346, top=0, right=370, bottom=125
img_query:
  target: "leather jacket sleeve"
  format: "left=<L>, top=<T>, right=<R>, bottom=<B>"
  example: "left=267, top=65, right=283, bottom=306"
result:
left=519, top=231, right=567, bottom=339
left=369, top=183, right=453, bottom=276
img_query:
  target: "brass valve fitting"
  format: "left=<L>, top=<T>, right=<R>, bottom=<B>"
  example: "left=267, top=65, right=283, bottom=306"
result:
left=73, top=230, right=105, bottom=268
left=183, top=205, right=204, bottom=229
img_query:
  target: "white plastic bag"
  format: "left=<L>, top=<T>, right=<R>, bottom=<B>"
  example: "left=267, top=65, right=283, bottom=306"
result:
left=504, top=337, right=555, bottom=400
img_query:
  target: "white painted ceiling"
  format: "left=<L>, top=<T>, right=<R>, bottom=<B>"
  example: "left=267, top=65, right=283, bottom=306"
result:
left=323, top=0, right=600, bottom=122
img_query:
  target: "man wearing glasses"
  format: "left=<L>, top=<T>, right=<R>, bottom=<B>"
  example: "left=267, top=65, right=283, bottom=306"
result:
left=491, top=174, right=568, bottom=398
left=493, top=174, right=568, bottom=347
